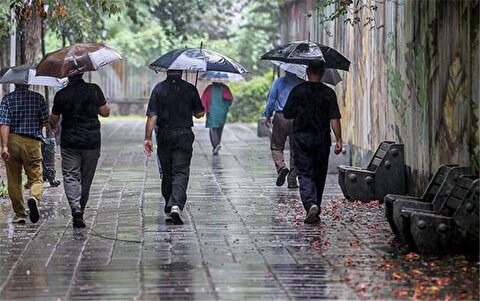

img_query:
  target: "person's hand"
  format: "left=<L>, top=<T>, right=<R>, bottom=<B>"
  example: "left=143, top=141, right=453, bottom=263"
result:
left=264, top=117, right=271, bottom=127
left=334, top=139, right=343, bottom=155
left=50, top=126, right=58, bottom=133
left=1, top=146, right=9, bottom=161
left=144, top=139, right=153, bottom=156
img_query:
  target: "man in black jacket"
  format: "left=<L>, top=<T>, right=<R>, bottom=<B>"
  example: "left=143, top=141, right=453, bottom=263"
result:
left=284, top=60, right=343, bottom=224
left=144, top=70, right=205, bottom=225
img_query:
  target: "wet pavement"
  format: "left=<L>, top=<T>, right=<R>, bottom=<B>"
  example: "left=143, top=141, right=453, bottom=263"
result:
left=0, top=119, right=478, bottom=300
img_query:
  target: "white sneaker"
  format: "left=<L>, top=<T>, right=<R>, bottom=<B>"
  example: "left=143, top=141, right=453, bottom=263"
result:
left=170, top=206, right=183, bottom=225
left=212, top=145, right=221, bottom=155
left=12, top=216, right=27, bottom=224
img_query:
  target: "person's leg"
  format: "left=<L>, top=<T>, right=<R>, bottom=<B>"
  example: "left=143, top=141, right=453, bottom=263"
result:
left=270, top=113, right=288, bottom=174
left=157, top=131, right=173, bottom=213
left=292, top=133, right=317, bottom=212
left=285, top=120, right=297, bottom=187
left=313, top=147, right=330, bottom=209
left=21, top=137, right=43, bottom=223
left=79, top=148, right=101, bottom=213
left=61, top=148, right=83, bottom=216
left=168, top=130, right=194, bottom=212
left=5, top=135, right=26, bottom=219
left=22, top=137, right=43, bottom=203
left=210, top=127, right=223, bottom=154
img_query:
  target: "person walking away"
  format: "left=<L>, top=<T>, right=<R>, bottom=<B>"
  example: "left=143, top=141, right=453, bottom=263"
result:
left=144, top=69, right=205, bottom=225
left=49, top=73, right=110, bottom=228
left=284, top=60, right=343, bottom=224
left=0, top=84, right=49, bottom=224
left=201, top=82, right=233, bottom=155
left=264, top=71, right=303, bottom=188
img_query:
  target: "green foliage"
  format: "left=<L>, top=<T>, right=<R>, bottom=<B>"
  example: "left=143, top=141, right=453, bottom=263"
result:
left=0, top=181, right=7, bottom=198
left=233, top=1, right=281, bottom=74
left=228, top=72, right=273, bottom=123
left=0, top=2, right=10, bottom=40
left=316, top=0, right=399, bottom=30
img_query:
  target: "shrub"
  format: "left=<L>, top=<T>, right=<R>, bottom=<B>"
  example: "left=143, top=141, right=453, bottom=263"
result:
left=228, top=72, right=274, bottom=123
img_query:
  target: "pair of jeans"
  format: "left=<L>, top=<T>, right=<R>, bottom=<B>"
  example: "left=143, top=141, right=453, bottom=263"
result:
left=5, top=134, right=43, bottom=218
left=61, top=147, right=100, bottom=216
left=291, top=131, right=330, bottom=212
left=156, top=128, right=194, bottom=213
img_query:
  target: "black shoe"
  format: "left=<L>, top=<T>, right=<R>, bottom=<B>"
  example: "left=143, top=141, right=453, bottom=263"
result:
left=304, top=205, right=320, bottom=224
left=170, top=206, right=184, bottom=225
left=276, top=167, right=289, bottom=187
left=72, top=212, right=86, bottom=228
left=287, top=181, right=299, bottom=189
left=27, top=197, right=40, bottom=224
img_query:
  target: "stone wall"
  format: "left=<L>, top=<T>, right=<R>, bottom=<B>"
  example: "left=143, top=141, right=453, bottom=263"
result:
left=280, top=0, right=479, bottom=193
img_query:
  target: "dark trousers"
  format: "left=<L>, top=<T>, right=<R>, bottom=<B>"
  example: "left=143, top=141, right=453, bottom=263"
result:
left=61, top=147, right=101, bottom=216
left=291, top=132, right=330, bottom=212
left=209, top=127, right=224, bottom=149
left=156, top=128, right=194, bottom=213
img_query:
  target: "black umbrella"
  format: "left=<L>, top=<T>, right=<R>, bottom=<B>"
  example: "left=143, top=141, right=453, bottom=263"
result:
left=261, top=41, right=350, bottom=71
left=149, top=47, right=251, bottom=79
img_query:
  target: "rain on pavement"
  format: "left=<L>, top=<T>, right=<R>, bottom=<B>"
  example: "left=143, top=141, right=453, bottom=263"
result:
left=0, top=120, right=478, bottom=300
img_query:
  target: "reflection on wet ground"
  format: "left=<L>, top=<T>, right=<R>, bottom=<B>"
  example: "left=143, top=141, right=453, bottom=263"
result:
left=0, top=120, right=477, bottom=300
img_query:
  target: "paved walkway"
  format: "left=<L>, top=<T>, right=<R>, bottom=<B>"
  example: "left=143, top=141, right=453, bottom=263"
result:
left=0, top=120, right=478, bottom=300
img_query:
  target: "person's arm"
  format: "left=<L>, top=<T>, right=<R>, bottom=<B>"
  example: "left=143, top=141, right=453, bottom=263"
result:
left=192, top=88, right=205, bottom=119
left=92, top=84, right=109, bottom=117
left=99, top=103, right=110, bottom=117
left=264, top=81, right=278, bottom=127
left=49, top=113, right=60, bottom=133
left=329, top=90, right=343, bottom=155
left=283, top=86, right=298, bottom=119
left=38, top=95, right=49, bottom=127
left=144, top=115, right=157, bottom=156
left=1, top=125, right=9, bottom=161
left=330, top=119, right=343, bottom=155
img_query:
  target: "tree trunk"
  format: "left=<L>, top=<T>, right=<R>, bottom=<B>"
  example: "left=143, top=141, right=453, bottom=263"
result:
left=16, top=1, right=42, bottom=65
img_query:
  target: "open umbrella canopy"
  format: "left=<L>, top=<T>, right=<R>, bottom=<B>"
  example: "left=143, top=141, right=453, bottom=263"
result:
left=199, top=71, right=246, bottom=82
left=261, top=41, right=350, bottom=71
left=36, top=43, right=122, bottom=78
left=271, top=60, right=342, bottom=86
left=0, top=64, right=67, bottom=87
left=149, top=47, right=251, bottom=79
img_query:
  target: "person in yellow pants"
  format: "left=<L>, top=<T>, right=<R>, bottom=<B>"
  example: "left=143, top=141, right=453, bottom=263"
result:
left=0, top=84, right=49, bottom=224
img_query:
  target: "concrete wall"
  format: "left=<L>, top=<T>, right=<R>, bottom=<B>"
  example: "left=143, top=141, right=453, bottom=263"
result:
left=280, top=0, right=479, bottom=193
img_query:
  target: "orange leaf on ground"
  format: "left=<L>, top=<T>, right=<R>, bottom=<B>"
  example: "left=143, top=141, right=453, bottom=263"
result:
left=410, top=269, right=423, bottom=276
left=436, top=277, right=451, bottom=286
left=392, top=272, right=404, bottom=280
left=392, top=289, right=409, bottom=298
left=405, top=252, right=420, bottom=262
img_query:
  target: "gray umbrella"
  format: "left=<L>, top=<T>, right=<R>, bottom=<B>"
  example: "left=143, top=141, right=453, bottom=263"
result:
left=0, top=64, right=67, bottom=87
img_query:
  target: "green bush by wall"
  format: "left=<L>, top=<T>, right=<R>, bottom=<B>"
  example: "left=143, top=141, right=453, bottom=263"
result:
left=227, top=72, right=274, bottom=123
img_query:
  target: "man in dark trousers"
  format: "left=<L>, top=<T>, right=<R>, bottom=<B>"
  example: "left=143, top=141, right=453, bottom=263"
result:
left=49, top=73, right=110, bottom=228
left=144, top=70, right=205, bottom=225
left=284, top=60, right=343, bottom=224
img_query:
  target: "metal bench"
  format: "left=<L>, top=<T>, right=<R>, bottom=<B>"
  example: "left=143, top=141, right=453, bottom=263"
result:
left=385, top=165, right=468, bottom=235
left=409, top=176, right=479, bottom=254
left=389, top=165, right=469, bottom=241
left=337, top=141, right=405, bottom=201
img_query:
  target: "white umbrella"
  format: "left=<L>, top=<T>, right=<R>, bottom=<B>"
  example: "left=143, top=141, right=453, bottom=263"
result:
left=271, top=60, right=343, bottom=86
left=0, top=64, right=67, bottom=87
